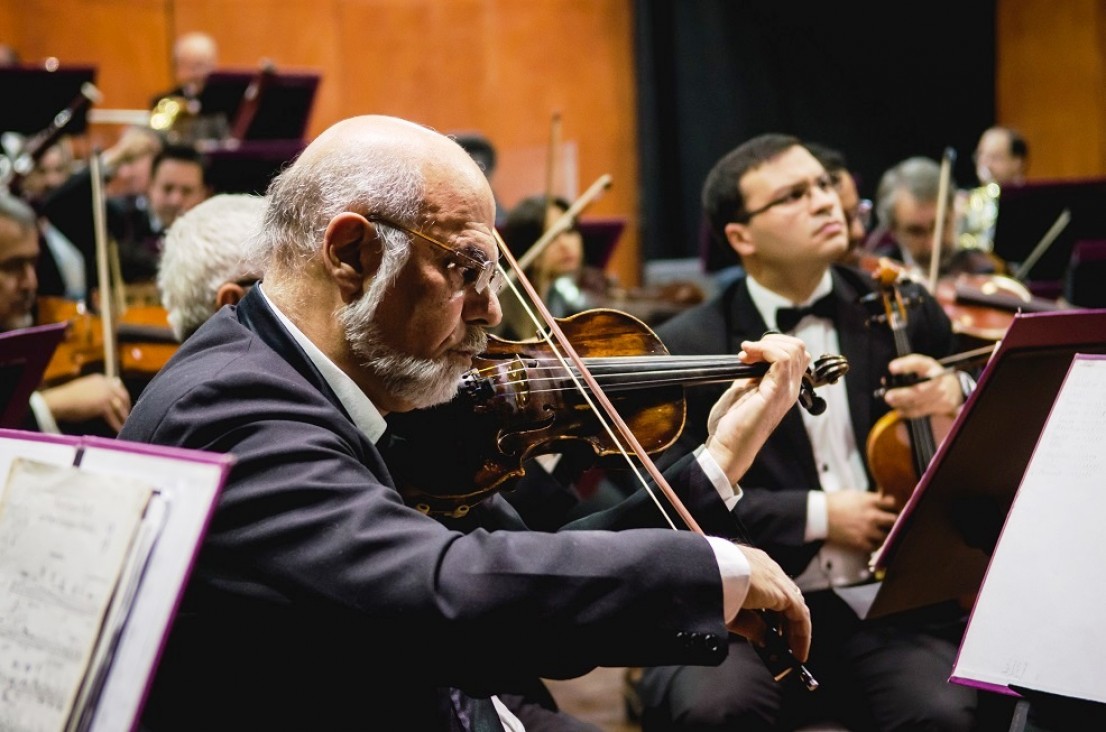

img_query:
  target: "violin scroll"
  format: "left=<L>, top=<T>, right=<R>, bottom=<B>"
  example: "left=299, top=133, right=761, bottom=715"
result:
left=798, top=353, right=850, bottom=416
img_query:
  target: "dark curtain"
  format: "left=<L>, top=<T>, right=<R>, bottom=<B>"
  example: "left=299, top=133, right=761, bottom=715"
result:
left=633, top=0, right=996, bottom=263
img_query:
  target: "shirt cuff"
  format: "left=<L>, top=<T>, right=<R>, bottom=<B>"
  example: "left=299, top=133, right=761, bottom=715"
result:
left=705, top=535, right=752, bottom=623
left=29, top=391, right=61, bottom=434
left=805, top=490, right=828, bottom=542
left=694, top=444, right=743, bottom=510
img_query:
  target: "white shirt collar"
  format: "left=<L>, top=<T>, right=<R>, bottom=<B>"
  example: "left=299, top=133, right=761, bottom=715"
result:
left=256, top=285, right=388, bottom=445
left=745, top=270, right=834, bottom=331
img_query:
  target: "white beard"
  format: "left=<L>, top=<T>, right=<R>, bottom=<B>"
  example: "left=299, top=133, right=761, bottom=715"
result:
left=339, top=290, right=486, bottom=409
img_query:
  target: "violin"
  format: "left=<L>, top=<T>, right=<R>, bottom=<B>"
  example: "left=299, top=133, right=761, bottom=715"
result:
left=391, top=308, right=848, bottom=517
left=934, top=272, right=1070, bottom=343
left=36, top=295, right=178, bottom=387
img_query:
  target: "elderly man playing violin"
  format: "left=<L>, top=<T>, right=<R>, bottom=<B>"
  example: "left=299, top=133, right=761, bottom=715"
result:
left=634, top=134, right=1013, bottom=731
left=119, top=115, right=813, bottom=732
left=0, top=193, right=131, bottom=433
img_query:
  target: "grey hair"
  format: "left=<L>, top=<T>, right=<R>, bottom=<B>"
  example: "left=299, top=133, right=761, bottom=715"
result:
left=158, top=193, right=267, bottom=341
left=874, top=156, right=956, bottom=229
left=251, top=142, right=425, bottom=274
left=0, top=193, right=37, bottom=231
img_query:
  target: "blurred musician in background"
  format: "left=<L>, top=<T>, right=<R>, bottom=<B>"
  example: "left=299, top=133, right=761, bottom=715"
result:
left=157, top=192, right=266, bottom=342
left=807, top=142, right=872, bottom=266
left=957, top=126, right=1029, bottom=252
left=495, top=193, right=613, bottom=341
left=865, top=156, right=998, bottom=282
left=150, top=31, right=219, bottom=109
left=0, top=193, right=130, bottom=433
left=973, top=125, right=1028, bottom=187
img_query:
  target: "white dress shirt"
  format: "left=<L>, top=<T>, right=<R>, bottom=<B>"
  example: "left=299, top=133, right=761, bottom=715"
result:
left=745, top=273, right=874, bottom=592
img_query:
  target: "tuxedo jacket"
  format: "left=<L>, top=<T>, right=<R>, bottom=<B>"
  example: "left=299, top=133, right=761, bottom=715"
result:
left=120, top=288, right=745, bottom=731
left=654, top=264, right=955, bottom=576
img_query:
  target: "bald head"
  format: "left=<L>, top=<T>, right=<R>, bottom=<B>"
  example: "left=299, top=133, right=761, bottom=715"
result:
left=173, top=31, right=217, bottom=96
left=254, top=115, right=493, bottom=270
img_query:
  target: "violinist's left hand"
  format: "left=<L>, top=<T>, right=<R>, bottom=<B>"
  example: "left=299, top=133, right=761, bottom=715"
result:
left=705, top=333, right=810, bottom=485
left=883, top=353, right=963, bottom=419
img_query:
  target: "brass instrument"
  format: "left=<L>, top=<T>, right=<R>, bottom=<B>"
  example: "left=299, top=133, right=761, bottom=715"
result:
left=148, top=94, right=203, bottom=144
left=957, top=182, right=1001, bottom=252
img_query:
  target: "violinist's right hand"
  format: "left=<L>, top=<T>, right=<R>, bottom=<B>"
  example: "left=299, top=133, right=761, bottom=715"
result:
left=41, top=374, right=131, bottom=433
left=826, top=490, right=899, bottom=553
left=704, top=333, right=810, bottom=485
left=726, top=544, right=811, bottom=663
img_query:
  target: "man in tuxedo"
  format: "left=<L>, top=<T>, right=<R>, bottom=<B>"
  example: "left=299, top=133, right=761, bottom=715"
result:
left=635, top=134, right=1004, bottom=731
left=0, top=193, right=130, bottom=433
left=119, top=115, right=813, bottom=731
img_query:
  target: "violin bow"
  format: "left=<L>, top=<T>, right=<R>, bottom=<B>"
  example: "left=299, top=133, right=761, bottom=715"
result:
left=500, top=173, right=613, bottom=290
left=927, top=147, right=956, bottom=293
left=543, top=110, right=562, bottom=231
left=493, top=228, right=817, bottom=688
left=89, top=149, right=119, bottom=380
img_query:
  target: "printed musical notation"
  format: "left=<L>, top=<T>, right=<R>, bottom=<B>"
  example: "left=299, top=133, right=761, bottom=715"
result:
left=0, top=458, right=153, bottom=732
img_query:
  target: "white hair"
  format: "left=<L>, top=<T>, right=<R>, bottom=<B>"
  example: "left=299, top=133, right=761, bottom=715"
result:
left=251, top=141, right=424, bottom=270
left=158, top=193, right=267, bottom=341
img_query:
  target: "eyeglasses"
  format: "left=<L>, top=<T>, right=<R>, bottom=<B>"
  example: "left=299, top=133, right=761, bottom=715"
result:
left=367, top=214, right=501, bottom=294
left=738, top=172, right=840, bottom=223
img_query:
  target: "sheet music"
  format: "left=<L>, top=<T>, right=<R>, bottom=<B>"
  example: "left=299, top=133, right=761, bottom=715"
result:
left=67, top=493, right=169, bottom=732
left=77, top=444, right=228, bottom=732
left=951, top=355, right=1106, bottom=703
left=0, top=458, right=153, bottom=732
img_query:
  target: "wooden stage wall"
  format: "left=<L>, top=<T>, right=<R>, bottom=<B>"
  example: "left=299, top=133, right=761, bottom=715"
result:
left=3, top=0, right=1106, bottom=285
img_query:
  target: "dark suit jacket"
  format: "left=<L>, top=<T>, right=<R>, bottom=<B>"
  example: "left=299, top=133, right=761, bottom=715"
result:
left=654, top=264, right=955, bottom=576
left=39, top=170, right=162, bottom=289
left=120, top=288, right=744, bottom=731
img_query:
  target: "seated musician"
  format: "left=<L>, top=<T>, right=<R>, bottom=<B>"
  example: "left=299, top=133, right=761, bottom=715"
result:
left=495, top=193, right=613, bottom=341
left=632, top=134, right=1011, bottom=731
left=0, top=194, right=130, bottom=433
left=118, top=114, right=813, bottom=731
left=34, top=140, right=209, bottom=313
left=157, top=192, right=267, bottom=342
left=864, top=156, right=999, bottom=281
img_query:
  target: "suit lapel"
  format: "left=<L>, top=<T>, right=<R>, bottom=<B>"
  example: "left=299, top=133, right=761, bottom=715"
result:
left=725, top=280, right=820, bottom=482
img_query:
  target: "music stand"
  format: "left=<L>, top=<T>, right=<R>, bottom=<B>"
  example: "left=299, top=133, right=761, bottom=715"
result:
left=198, top=68, right=320, bottom=142
left=991, top=178, right=1106, bottom=286
left=578, top=217, right=626, bottom=269
left=868, top=308, right=1106, bottom=619
left=0, top=65, right=97, bottom=136
left=0, top=322, right=67, bottom=428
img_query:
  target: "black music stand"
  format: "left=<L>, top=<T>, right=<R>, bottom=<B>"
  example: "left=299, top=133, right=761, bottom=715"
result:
left=0, top=65, right=97, bottom=136
left=198, top=68, right=320, bottom=142
left=578, top=217, right=626, bottom=269
left=991, top=178, right=1106, bottom=291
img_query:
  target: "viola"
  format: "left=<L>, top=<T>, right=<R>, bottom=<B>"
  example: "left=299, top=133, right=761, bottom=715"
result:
left=861, top=260, right=958, bottom=508
left=391, top=308, right=848, bottom=517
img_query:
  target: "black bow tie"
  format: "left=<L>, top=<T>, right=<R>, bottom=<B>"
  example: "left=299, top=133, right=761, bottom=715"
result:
left=775, top=293, right=836, bottom=332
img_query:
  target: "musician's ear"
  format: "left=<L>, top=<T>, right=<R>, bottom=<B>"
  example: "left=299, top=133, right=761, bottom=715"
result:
left=214, top=281, right=248, bottom=308
left=724, top=222, right=756, bottom=259
left=323, top=212, right=381, bottom=300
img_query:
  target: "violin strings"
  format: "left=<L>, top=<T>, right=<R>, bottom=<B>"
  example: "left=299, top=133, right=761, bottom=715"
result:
left=471, top=356, right=764, bottom=397
left=492, top=232, right=680, bottom=529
